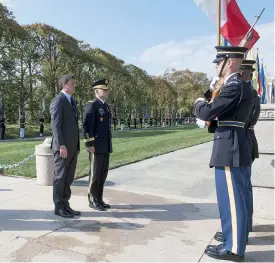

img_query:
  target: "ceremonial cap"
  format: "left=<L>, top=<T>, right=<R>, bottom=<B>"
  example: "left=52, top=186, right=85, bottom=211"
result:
left=240, top=60, right=256, bottom=72
left=92, top=79, right=109, bottom=90
left=213, top=46, right=248, bottom=63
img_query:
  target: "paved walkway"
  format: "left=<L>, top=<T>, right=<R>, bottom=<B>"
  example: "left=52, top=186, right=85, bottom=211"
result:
left=0, top=142, right=274, bottom=262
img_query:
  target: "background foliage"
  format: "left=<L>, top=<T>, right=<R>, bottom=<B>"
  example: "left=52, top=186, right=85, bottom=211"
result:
left=0, top=3, right=210, bottom=125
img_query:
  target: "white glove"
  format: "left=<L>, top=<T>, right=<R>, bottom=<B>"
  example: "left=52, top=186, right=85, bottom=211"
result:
left=196, top=118, right=206, bottom=128
left=210, top=77, right=220, bottom=91
left=195, top=98, right=205, bottom=104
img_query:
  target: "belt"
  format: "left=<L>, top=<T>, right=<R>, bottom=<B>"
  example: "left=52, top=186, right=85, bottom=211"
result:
left=217, top=121, right=245, bottom=128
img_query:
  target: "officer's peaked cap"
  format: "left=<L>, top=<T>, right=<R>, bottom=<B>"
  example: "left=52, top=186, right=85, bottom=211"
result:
left=213, top=46, right=248, bottom=63
left=240, top=60, right=256, bottom=72
left=92, top=79, right=109, bottom=90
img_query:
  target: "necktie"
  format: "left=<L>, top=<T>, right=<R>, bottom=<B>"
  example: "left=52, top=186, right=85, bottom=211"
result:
left=70, top=97, right=77, bottom=118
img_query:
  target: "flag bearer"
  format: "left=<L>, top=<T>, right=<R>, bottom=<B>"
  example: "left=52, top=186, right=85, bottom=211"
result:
left=194, top=46, right=254, bottom=261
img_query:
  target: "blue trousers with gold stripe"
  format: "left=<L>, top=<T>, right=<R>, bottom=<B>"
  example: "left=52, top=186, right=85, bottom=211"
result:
left=215, top=166, right=249, bottom=256
left=247, top=166, right=253, bottom=232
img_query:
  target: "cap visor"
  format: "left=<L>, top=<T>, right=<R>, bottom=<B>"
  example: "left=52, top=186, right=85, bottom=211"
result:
left=213, top=57, right=223, bottom=63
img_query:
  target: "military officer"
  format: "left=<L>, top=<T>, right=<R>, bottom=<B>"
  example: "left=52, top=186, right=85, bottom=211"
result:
left=82, top=79, right=112, bottom=211
left=194, top=46, right=254, bottom=261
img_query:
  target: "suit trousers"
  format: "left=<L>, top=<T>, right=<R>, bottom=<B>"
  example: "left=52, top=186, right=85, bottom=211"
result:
left=53, top=151, right=78, bottom=208
left=215, top=166, right=249, bottom=256
left=88, top=153, right=110, bottom=201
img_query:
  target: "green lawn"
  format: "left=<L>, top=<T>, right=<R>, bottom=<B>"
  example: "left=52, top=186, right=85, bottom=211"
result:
left=0, top=125, right=213, bottom=178
left=4, top=124, right=52, bottom=139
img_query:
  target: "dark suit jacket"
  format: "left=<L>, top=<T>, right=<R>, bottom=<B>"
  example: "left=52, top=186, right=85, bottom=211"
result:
left=50, top=92, right=80, bottom=155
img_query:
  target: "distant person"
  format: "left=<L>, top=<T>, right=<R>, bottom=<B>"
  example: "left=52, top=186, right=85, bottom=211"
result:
left=50, top=75, right=80, bottom=218
left=39, top=117, right=44, bottom=137
left=20, top=115, right=25, bottom=139
left=1, top=117, right=5, bottom=140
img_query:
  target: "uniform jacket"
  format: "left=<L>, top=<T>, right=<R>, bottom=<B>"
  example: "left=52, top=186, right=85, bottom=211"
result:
left=49, top=92, right=80, bottom=155
left=194, top=73, right=254, bottom=167
left=246, top=87, right=260, bottom=161
left=82, top=98, right=112, bottom=153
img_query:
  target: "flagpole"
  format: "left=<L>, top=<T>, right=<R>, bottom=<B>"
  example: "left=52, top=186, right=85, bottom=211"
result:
left=217, top=0, right=221, bottom=45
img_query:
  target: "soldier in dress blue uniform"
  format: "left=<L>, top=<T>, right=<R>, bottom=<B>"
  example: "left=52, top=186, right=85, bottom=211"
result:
left=213, top=60, right=261, bottom=245
left=82, top=79, right=112, bottom=211
left=194, top=46, right=254, bottom=261
left=239, top=60, right=260, bottom=233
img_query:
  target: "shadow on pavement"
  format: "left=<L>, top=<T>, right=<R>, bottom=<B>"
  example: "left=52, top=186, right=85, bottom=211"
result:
left=245, top=250, right=274, bottom=262
left=72, top=180, right=115, bottom=187
left=253, top=224, right=274, bottom=232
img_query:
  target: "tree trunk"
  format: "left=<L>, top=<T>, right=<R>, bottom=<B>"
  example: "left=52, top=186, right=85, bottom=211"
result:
left=19, top=58, right=25, bottom=120
left=28, top=61, right=34, bottom=122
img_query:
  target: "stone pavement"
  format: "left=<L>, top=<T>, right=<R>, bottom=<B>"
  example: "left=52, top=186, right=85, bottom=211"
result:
left=0, top=142, right=274, bottom=262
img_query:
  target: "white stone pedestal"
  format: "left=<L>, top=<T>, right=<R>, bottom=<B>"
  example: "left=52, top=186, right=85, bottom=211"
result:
left=254, top=104, right=274, bottom=154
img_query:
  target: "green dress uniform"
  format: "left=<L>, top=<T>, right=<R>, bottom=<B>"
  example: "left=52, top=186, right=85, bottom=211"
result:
left=82, top=79, right=112, bottom=211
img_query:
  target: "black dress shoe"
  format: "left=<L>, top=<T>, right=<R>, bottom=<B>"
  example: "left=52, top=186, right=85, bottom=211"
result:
left=54, top=208, right=74, bottom=218
left=65, top=206, right=81, bottom=216
left=205, top=245, right=244, bottom=262
left=207, top=243, right=224, bottom=250
left=99, top=200, right=111, bottom=209
left=214, top=231, right=223, bottom=242
left=89, top=200, right=106, bottom=211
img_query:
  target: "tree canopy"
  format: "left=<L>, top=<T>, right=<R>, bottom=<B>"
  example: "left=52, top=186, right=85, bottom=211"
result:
left=0, top=3, right=210, bottom=124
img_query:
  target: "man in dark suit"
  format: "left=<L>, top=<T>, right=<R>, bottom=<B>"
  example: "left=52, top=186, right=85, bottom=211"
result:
left=50, top=75, right=80, bottom=218
left=82, top=79, right=112, bottom=211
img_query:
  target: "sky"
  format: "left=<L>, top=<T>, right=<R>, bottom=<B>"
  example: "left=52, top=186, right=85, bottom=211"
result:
left=1, top=0, right=274, bottom=78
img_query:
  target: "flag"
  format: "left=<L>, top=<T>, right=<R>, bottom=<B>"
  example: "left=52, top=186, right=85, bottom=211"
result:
left=246, top=47, right=257, bottom=91
left=271, top=82, right=275, bottom=103
left=260, top=62, right=267, bottom=104
left=220, top=0, right=260, bottom=49
left=256, top=51, right=262, bottom=96
left=193, top=0, right=260, bottom=49
left=221, top=36, right=230, bottom=46
left=192, top=0, right=223, bottom=21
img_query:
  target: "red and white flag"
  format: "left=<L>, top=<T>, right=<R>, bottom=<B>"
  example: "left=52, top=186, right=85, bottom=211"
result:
left=220, top=0, right=260, bottom=49
left=193, top=0, right=260, bottom=49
